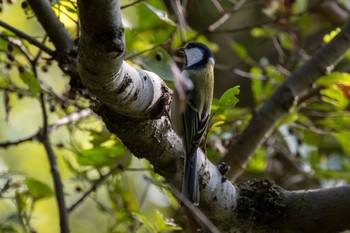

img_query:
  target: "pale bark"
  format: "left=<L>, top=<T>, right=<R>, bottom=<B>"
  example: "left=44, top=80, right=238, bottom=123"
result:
left=77, top=0, right=237, bottom=231
left=38, top=0, right=350, bottom=232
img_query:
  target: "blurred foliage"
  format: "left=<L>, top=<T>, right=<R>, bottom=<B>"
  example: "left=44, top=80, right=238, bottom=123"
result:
left=1, top=0, right=350, bottom=232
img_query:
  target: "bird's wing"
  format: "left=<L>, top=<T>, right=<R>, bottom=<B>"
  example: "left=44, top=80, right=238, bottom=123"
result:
left=183, top=98, right=209, bottom=154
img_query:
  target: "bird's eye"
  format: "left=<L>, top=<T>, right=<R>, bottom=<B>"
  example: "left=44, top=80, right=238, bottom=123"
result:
left=187, top=44, right=193, bottom=49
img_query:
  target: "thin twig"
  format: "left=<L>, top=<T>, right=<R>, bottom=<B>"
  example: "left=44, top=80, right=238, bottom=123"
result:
left=297, top=86, right=323, bottom=106
left=212, top=19, right=273, bottom=33
left=33, top=34, right=48, bottom=64
left=0, top=109, right=93, bottom=148
left=0, top=135, right=36, bottom=148
left=124, top=43, right=164, bottom=60
left=67, top=159, right=127, bottom=213
left=208, top=0, right=248, bottom=31
left=38, top=93, right=70, bottom=233
left=1, top=34, right=33, bottom=63
left=49, top=109, right=93, bottom=131
left=120, top=0, right=144, bottom=9
left=143, top=176, right=220, bottom=233
left=0, top=20, right=54, bottom=56
left=170, top=187, right=220, bottom=233
left=171, top=0, right=188, bottom=42
left=211, top=0, right=225, bottom=14
left=51, top=4, right=78, bottom=24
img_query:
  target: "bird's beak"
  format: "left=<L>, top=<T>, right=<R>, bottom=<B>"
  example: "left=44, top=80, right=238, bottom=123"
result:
left=178, top=47, right=185, bottom=52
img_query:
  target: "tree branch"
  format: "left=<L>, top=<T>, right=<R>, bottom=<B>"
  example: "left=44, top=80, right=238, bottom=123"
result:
left=0, top=135, right=35, bottom=148
left=236, top=180, right=350, bottom=233
left=27, top=0, right=74, bottom=53
left=27, top=0, right=81, bottom=91
left=38, top=93, right=70, bottom=233
left=76, top=1, right=350, bottom=232
left=0, top=20, right=54, bottom=56
left=170, top=185, right=220, bottom=233
left=283, top=185, right=350, bottom=233
left=120, top=0, right=144, bottom=9
left=77, top=0, right=237, bottom=231
left=77, top=0, right=168, bottom=118
left=0, top=109, right=92, bottom=148
left=223, top=21, right=350, bottom=180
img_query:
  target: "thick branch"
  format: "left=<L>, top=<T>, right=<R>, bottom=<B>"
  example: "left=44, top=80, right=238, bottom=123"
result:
left=77, top=1, right=236, bottom=230
left=27, top=0, right=74, bottom=53
left=236, top=180, right=350, bottom=233
left=97, top=107, right=236, bottom=230
left=75, top=1, right=350, bottom=232
left=223, top=21, right=350, bottom=180
left=283, top=186, right=350, bottom=233
left=27, top=0, right=81, bottom=90
left=77, top=0, right=167, bottom=118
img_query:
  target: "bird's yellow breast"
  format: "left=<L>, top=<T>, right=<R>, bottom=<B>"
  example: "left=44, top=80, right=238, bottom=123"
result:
left=185, top=64, right=214, bottom=119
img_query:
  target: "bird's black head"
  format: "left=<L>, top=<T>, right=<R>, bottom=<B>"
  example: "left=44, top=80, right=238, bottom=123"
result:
left=179, top=42, right=215, bottom=69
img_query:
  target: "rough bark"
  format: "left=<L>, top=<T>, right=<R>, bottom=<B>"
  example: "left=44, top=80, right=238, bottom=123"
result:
left=77, top=0, right=237, bottom=231
left=236, top=180, right=350, bottom=233
left=74, top=0, right=350, bottom=232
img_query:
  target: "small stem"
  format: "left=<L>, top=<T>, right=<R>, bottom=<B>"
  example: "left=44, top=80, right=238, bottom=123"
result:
left=0, top=20, right=54, bottom=56
left=67, top=162, right=124, bottom=213
left=0, top=135, right=35, bottom=148
left=144, top=176, right=221, bottom=233
left=39, top=93, right=70, bottom=233
left=120, top=0, right=144, bottom=9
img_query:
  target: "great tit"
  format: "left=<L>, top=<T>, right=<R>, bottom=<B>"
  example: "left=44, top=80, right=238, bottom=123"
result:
left=172, top=42, right=215, bottom=205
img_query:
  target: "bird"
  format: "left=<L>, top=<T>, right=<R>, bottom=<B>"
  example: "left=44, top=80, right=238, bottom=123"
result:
left=172, top=42, right=215, bottom=205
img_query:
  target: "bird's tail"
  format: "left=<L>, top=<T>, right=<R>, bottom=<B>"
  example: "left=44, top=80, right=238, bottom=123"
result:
left=182, top=150, right=199, bottom=205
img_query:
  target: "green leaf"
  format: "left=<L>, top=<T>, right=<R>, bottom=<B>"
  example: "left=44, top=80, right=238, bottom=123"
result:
left=323, top=28, right=341, bottom=43
left=89, top=127, right=114, bottom=147
left=211, top=121, right=225, bottom=131
left=136, top=47, right=174, bottom=82
left=246, top=147, right=267, bottom=172
left=335, top=131, right=350, bottom=156
left=279, top=33, right=293, bottom=50
left=317, top=72, right=350, bottom=87
left=231, top=41, right=247, bottom=59
left=19, top=70, right=40, bottom=97
left=265, top=65, right=284, bottom=82
left=123, top=2, right=176, bottom=50
left=230, top=41, right=255, bottom=65
left=321, top=86, right=349, bottom=109
left=251, top=67, right=263, bottom=103
left=155, top=210, right=182, bottom=231
left=142, top=3, right=176, bottom=26
left=77, top=145, right=126, bottom=167
left=218, top=86, right=240, bottom=108
left=132, top=212, right=156, bottom=233
left=0, top=38, right=23, bottom=55
left=319, top=115, right=350, bottom=131
left=251, top=27, right=280, bottom=39
left=314, top=169, right=350, bottom=180
left=25, top=178, right=53, bottom=200
left=0, top=224, right=17, bottom=233
left=0, top=76, right=9, bottom=88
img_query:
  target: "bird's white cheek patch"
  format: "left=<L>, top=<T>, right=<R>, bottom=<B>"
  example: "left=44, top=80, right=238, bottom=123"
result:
left=185, top=48, right=204, bottom=67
